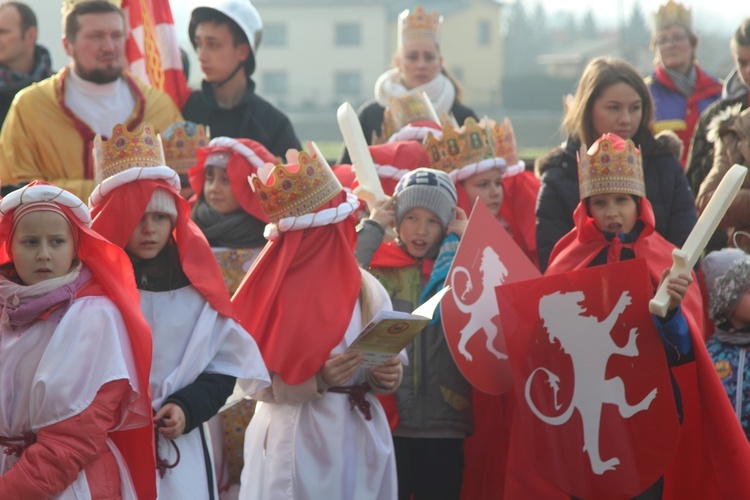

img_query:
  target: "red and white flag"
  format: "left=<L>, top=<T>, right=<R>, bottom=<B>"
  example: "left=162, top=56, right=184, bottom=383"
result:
left=122, top=0, right=191, bottom=108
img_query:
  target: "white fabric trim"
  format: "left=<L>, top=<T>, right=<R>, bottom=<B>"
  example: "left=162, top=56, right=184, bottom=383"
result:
left=0, top=184, right=91, bottom=226
left=89, top=166, right=180, bottom=208
left=448, top=158, right=508, bottom=183
left=264, top=192, right=359, bottom=240
left=374, top=163, right=411, bottom=181
left=503, top=160, right=526, bottom=179
left=208, top=137, right=267, bottom=171
left=387, top=126, right=442, bottom=143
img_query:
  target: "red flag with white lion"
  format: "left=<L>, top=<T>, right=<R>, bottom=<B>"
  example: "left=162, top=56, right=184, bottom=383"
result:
left=441, top=199, right=539, bottom=395
left=498, top=259, right=679, bottom=498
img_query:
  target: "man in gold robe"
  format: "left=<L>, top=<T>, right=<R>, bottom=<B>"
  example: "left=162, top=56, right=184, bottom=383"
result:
left=0, top=0, right=182, bottom=200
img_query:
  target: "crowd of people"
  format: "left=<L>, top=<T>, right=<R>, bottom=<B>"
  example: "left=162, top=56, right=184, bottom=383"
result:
left=0, top=0, right=750, bottom=499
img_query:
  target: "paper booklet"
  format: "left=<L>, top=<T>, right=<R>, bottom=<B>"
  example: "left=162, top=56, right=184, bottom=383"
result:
left=347, top=286, right=451, bottom=368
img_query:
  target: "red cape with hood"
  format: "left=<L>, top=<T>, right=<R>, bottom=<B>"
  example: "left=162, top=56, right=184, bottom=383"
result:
left=231, top=191, right=362, bottom=385
left=188, top=138, right=276, bottom=222
left=505, top=198, right=750, bottom=499
left=90, top=179, right=234, bottom=320
left=0, top=181, right=157, bottom=500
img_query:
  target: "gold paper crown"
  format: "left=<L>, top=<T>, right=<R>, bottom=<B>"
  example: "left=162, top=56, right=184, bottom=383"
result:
left=93, top=122, right=166, bottom=186
left=423, top=117, right=496, bottom=174
left=161, top=122, right=209, bottom=175
left=578, top=135, right=645, bottom=200
left=483, top=117, right=520, bottom=166
left=62, top=0, right=122, bottom=15
left=398, top=6, right=442, bottom=45
left=250, top=145, right=342, bottom=223
left=651, top=0, right=691, bottom=33
left=375, top=92, right=441, bottom=144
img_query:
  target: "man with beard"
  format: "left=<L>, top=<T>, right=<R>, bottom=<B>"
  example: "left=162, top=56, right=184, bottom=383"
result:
left=0, top=2, right=52, bottom=126
left=0, top=0, right=181, bottom=200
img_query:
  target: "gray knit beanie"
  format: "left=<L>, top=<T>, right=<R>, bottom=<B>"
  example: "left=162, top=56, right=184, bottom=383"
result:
left=703, top=248, right=750, bottom=324
left=145, top=188, right=178, bottom=224
left=393, top=168, right=457, bottom=230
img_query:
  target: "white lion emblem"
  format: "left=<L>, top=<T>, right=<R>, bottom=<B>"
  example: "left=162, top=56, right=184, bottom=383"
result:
left=450, top=246, right=508, bottom=362
left=526, top=290, right=658, bottom=475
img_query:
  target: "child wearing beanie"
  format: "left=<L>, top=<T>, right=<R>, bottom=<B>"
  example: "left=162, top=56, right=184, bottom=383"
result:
left=704, top=248, right=750, bottom=440
left=356, top=167, right=471, bottom=500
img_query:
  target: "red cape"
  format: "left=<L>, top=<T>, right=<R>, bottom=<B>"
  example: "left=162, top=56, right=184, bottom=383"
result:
left=90, top=179, right=234, bottom=319
left=231, top=191, right=362, bottom=385
left=0, top=182, right=157, bottom=500
left=505, top=198, right=750, bottom=498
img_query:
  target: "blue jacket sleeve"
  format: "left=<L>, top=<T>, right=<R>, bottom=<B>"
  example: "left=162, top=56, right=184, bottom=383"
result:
left=652, top=307, right=693, bottom=367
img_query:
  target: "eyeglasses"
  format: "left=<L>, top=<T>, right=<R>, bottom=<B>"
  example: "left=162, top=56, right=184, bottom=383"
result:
left=655, top=34, right=690, bottom=47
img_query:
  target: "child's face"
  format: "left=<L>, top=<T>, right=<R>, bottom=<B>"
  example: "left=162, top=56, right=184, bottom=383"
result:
left=11, top=211, right=76, bottom=286
left=398, top=207, right=443, bottom=259
left=126, top=212, right=172, bottom=262
left=588, top=193, right=638, bottom=234
left=204, top=165, right=241, bottom=214
left=462, top=168, right=504, bottom=214
left=731, top=292, right=750, bottom=329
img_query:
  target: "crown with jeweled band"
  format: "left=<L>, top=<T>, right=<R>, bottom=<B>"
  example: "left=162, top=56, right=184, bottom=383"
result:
left=161, top=121, right=210, bottom=175
left=423, top=117, right=495, bottom=174
left=483, top=117, right=520, bottom=166
left=249, top=144, right=342, bottom=223
left=62, top=0, right=122, bottom=15
left=651, top=0, right=691, bottom=33
left=93, top=122, right=166, bottom=186
left=398, top=6, right=442, bottom=46
left=578, top=134, right=645, bottom=200
left=375, top=92, right=441, bottom=144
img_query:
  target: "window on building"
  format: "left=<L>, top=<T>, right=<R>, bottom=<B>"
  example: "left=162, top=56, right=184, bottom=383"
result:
left=265, top=23, right=287, bottom=47
left=335, top=23, right=361, bottom=46
left=478, top=20, right=491, bottom=46
left=262, top=71, right=288, bottom=97
left=335, top=71, right=361, bottom=99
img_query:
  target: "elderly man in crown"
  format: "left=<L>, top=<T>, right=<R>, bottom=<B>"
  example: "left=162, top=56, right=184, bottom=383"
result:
left=0, top=0, right=182, bottom=201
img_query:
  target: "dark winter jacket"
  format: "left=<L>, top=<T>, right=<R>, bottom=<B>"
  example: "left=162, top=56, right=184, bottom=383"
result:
left=336, top=98, right=477, bottom=164
left=535, top=131, right=697, bottom=271
left=182, top=79, right=300, bottom=159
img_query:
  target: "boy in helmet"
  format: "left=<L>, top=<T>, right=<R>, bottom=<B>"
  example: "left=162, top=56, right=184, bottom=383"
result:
left=183, top=0, right=300, bottom=158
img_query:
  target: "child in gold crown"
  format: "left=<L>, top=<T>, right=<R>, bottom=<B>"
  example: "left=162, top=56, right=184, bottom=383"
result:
left=0, top=182, right=155, bottom=499
left=88, top=123, right=270, bottom=499
left=506, top=133, right=750, bottom=498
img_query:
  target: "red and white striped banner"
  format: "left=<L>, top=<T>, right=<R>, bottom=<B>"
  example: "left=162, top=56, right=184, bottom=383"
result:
left=122, top=0, right=191, bottom=108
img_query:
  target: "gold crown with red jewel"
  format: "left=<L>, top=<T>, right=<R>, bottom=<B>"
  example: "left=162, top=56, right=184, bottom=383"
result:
left=374, top=92, right=441, bottom=144
left=423, top=117, right=496, bottom=174
left=249, top=144, right=342, bottom=223
left=578, top=135, right=645, bottom=200
left=482, top=117, right=520, bottom=166
left=93, top=122, right=166, bottom=186
left=651, top=0, right=691, bottom=32
left=62, top=0, right=121, bottom=15
left=398, top=6, right=442, bottom=45
left=161, top=121, right=210, bottom=175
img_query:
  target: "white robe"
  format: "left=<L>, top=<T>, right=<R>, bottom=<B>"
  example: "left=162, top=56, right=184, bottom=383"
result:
left=239, top=270, right=399, bottom=500
left=140, top=286, right=270, bottom=499
left=0, top=296, right=146, bottom=499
